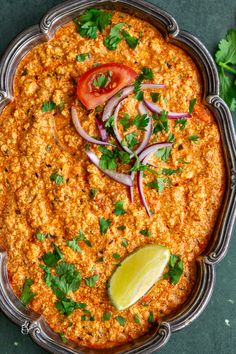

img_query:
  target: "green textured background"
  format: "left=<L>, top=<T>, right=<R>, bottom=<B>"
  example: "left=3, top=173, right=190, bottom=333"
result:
left=0, top=0, right=235, bottom=353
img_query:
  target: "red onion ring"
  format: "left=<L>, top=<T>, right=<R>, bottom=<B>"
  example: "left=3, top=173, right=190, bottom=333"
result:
left=71, top=107, right=114, bottom=147
left=95, top=116, right=108, bottom=142
left=137, top=143, right=172, bottom=217
left=144, top=100, right=192, bottom=119
left=102, top=84, right=165, bottom=122
left=85, top=149, right=133, bottom=187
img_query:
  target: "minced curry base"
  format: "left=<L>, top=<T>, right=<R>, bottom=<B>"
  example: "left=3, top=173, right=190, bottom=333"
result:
left=0, top=11, right=225, bottom=349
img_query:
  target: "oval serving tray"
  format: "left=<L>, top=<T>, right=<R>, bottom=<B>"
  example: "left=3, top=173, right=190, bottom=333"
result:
left=0, top=1, right=236, bottom=353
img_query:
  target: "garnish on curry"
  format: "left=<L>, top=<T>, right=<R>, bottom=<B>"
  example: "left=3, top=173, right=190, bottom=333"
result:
left=0, top=8, right=225, bottom=349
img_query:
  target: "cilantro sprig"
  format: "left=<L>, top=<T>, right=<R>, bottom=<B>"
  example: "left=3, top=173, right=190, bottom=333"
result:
left=20, top=279, right=37, bottom=306
left=215, top=29, right=236, bottom=111
left=104, top=23, right=124, bottom=50
left=163, top=254, right=183, bottom=284
left=75, top=8, right=112, bottom=39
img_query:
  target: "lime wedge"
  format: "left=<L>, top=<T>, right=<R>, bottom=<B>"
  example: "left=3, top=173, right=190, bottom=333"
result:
left=108, top=244, right=170, bottom=310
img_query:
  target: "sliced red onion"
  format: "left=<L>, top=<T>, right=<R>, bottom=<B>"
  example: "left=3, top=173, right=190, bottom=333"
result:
left=71, top=107, right=114, bottom=147
left=102, top=84, right=165, bottom=122
left=85, top=149, right=133, bottom=187
left=135, top=102, right=153, bottom=155
left=95, top=116, right=108, bottom=142
left=129, top=171, right=135, bottom=203
left=137, top=143, right=172, bottom=217
left=144, top=100, right=192, bottom=119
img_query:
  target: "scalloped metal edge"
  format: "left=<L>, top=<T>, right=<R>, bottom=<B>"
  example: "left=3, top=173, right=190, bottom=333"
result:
left=0, top=0, right=235, bottom=353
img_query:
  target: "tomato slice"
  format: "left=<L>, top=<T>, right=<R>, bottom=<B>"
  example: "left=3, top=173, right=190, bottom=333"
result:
left=77, top=63, right=137, bottom=109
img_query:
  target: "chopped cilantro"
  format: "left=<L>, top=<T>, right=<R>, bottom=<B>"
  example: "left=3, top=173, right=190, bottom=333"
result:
left=146, top=177, right=166, bottom=194
left=153, top=110, right=168, bottom=134
left=162, top=167, right=183, bottom=175
left=59, top=332, right=68, bottom=343
left=142, top=67, right=154, bottom=80
left=77, top=229, right=85, bottom=241
left=134, top=67, right=154, bottom=101
left=122, top=30, right=139, bottom=49
left=96, top=257, right=104, bottom=263
left=99, top=217, right=111, bottom=234
left=114, top=200, right=126, bottom=216
left=140, top=229, right=152, bottom=237
left=50, top=173, right=65, bottom=185
left=151, top=92, right=161, bottom=103
left=117, top=225, right=126, bottom=231
left=155, top=134, right=173, bottom=162
left=135, top=90, right=144, bottom=101
left=93, top=73, right=109, bottom=88
left=66, top=238, right=82, bottom=253
left=85, top=274, right=99, bottom=287
left=121, top=237, right=128, bottom=247
left=124, top=132, right=138, bottom=150
left=41, top=101, right=56, bottom=112
left=163, top=254, right=183, bottom=284
left=20, top=279, right=37, bottom=306
left=104, top=114, right=115, bottom=129
left=98, top=146, right=117, bottom=170
left=148, top=311, right=155, bottom=323
left=188, top=98, right=197, bottom=113
left=56, top=297, right=85, bottom=316
left=115, top=316, right=126, bottom=326
left=85, top=239, right=92, bottom=247
left=76, top=52, right=89, bottom=62
left=177, top=158, right=190, bottom=164
left=102, top=311, right=112, bottom=321
left=188, top=135, right=199, bottom=141
left=113, top=253, right=121, bottom=260
left=39, top=264, right=52, bottom=287
left=42, top=243, right=64, bottom=267
left=120, top=113, right=131, bottom=131
left=104, top=23, right=125, bottom=50
left=133, top=113, right=149, bottom=131
left=75, top=8, right=112, bottom=39
left=175, top=118, right=188, bottom=130
left=134, top=314, right=141, bottom=324
left=57, top=102, right=65, bottom=111
left=89, top=188, right=98, bottom=198
left=36, top=231, right=46, bottom=241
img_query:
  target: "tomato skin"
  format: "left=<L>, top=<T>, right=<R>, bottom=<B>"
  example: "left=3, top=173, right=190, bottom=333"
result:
left=77, top=63, right=137, bottom=109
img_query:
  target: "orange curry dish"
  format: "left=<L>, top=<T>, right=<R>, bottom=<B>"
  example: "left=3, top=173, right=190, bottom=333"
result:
left=0, top=9, right=225, bottom=349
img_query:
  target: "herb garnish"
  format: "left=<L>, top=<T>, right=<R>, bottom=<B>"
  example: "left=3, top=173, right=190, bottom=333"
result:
left=215, top=29, right=236, bottom=111
left=140, top=229, right=152, bottom=237
left=104, top=23, right=125, bottom=50
left=114, top=201, right=126, bottom=216
left=162, top=167, right=183, bottom=176
left=121, top=237, right=128, bottom=247
left=117, top=225, right=126, bottom=231
left=133, top=113, right=149, bottom=131
left=50, top=173, right=65, bottom=185
left=56, top=297, right=86, bottom=316
left=153, top=110, right=168, bottom=133
left=90, top=188, right=98, bottom=198
left=188, top=135, right=199, bottom=142
left=113, top=253, right=121, bottom=260
left=155, top=133, right=174, bottom=162
left=76, top=52, right=89, bottom=62
left=122, top=30, right=139, bottom=49
left=99, top=217, right=111, bottom=234
left=102, top=312, right=112, bottom=321
left=115, top=316, right=126, bottom=326
left=134, top=67, right=154, bottom=100
left=66, top=238, right=82, bottom=253
left=20, top=279, right=37, bottom=306
left=42, top=244, right=64, bottom=267
left=163, top=254, right=183, bottom=284
left=134, top=314, right=141, bottom=324
left=151, top=92, right=161, bottom=103
left=148, top=311, right=155, bottom=323
left=93, top=73, right=110, bottom=88
left=189, top=98, right=197, bottom=113
left=175, top=118, right=188, bottom=130
left=75, top=8, right=112, bottom=39
left=124, top=132, right=138, bottom=150
left=41, top=101, right=56, bottom=112
left=146, top=177, right=166, bottom=194
left=85, top=274, right=99, bottom=287
left=36, top=231, right=46, bottom=241
left=120, top=113, right=131, bottom=131
left=98, top=146, right=117, bottom=170
left=59, top=332, right=68, bottom=343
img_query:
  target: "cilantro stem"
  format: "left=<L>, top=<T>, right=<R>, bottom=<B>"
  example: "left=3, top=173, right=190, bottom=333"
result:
left=219, top=62, right=236, bottom=75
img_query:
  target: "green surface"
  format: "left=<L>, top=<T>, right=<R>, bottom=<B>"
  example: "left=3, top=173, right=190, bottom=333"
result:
left=0, top=0, right=235, bottom=353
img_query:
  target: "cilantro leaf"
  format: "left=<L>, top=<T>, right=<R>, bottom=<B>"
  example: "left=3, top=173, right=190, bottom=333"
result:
left=102, top=312, right=112, bottom=321
left=59, top=333, right=68, bottom=343
left=122, top=30, right=139, bottom=49
left=133, top=113, right=149, bottom=131
left=99, top=217, right=111, bottom=234
left=40, top=264, right=52, bottom=287
left=148, top=311, right=155, bottom=323
left=93, top=73, right=109, bottom=88
left=188, top=135, right=199, bottom=141
left=175, top=118, right=188, bottom=130
left=76, top=8, right=112, bottom=39
left=215, top=29, right=236, bottom=65
left=114, top=200, right=126, bottom=216
left=134, top=67, right=154, bottom=101
left=124, top=132, right=138, bottom=150
left=153, top=110, right=168, bottom=134
left=42, top=244, right=64, bottom=267
left=151, top=92, right=161, bottom=103
left=140, top=229, right=152, bottom=237
left=121, top=237, right=128, bottom=247
left=76, top=52, right=89, bottom=62
left=77, top=229, right=85, bottom=241
left=89, top=188, right=98, bottom=198
left=155, top=133, right=173, bottom=161
left=162, top=167, right=183, bottom=175
left=85, top=274, right=99, bottom=287
left=50, top=173, right=65, bottom=185
left=146, top=177, right=166, bottom=194
left=98, top=146, right=117, bottom=170
left=113, top=253, right=121, bottom=260
left=134, top=314, right=141, bottom=324
left=41, top=101, right=56, bottom=112
left=117, top=225, right=126, bottom=231
left=104, top=23, right=125, bottom=50
left=20, top=278, right=37, bottom=306
left=36, top=231, right=46, bottom=241
left=66, top=238, right=82, bottom=253
left=56, top=297, right=86, bottom=316
left=189, top=98, right=197, bottom=113
left=163, top=254, right=183, bottom=284
left=120, top=113, right=131, bottom=131
left=115, top=316, right=126, bottom=326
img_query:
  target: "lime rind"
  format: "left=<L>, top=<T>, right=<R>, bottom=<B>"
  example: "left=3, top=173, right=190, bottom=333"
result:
left=108, top=244, right=170, bottom=310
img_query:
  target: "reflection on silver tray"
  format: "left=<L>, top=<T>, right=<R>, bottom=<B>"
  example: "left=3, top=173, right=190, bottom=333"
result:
left=0, top=0, right=236, bottom=353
